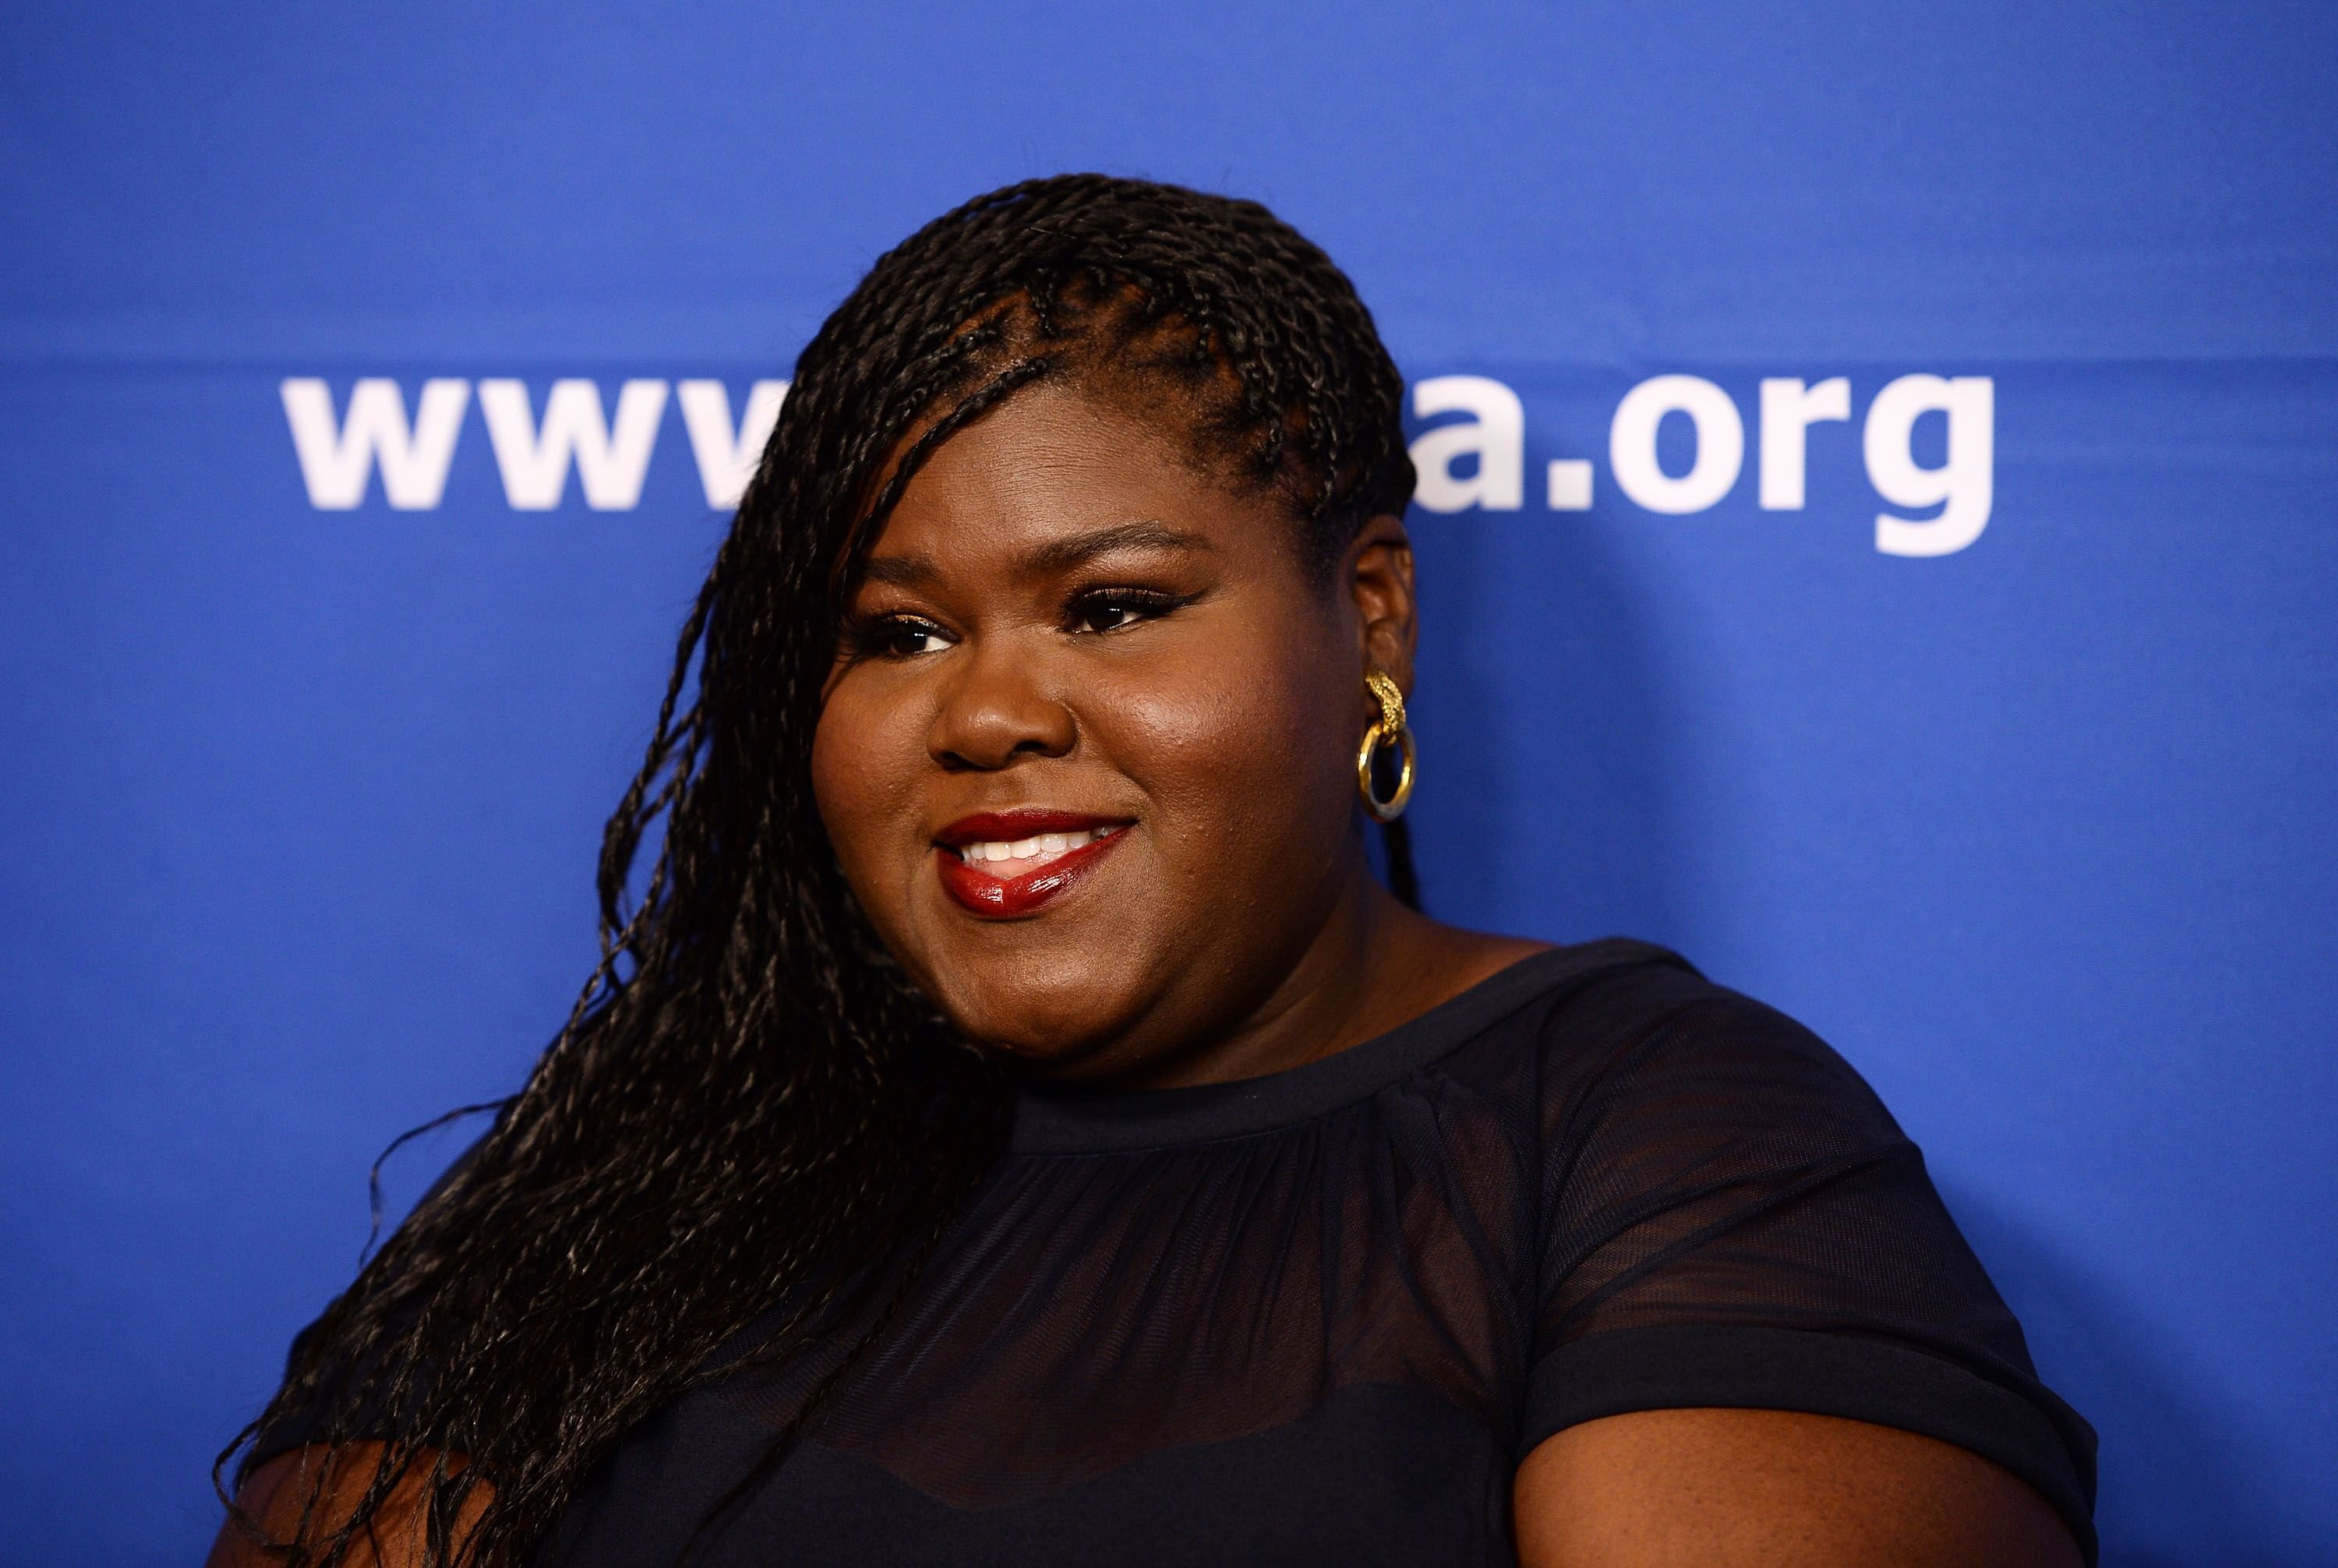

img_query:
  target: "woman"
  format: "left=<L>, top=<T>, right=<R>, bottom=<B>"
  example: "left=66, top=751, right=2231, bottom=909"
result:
left=213, top=175, right=2094, bottom=1567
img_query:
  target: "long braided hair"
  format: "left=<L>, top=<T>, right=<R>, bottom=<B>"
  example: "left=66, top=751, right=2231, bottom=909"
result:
left=218, top=174, right=1419, bottom=1566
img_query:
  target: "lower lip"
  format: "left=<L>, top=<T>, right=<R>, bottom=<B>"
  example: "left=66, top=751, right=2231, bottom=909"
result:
left=936, top=831, right=1126, bottom=919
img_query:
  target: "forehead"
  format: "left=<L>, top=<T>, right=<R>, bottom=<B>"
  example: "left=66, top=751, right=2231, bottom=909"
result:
left=864, top=381, right=1293, bottom=577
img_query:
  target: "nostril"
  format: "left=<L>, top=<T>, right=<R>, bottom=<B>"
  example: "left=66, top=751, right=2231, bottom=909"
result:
left=927, top=683, right=1077, bottom=769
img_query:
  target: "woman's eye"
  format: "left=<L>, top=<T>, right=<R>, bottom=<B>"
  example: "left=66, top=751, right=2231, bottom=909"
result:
left=1068, top=591, right=1185, bottom=635
left=855, top=617, right=953, bottom=659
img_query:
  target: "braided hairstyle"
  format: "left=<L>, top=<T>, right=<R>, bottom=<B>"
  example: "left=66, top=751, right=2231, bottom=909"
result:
left=218, top=174, right=1420, bottom=1566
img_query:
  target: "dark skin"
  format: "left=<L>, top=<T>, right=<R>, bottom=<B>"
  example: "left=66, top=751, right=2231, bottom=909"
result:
left=812, top=380, right=1535, bottom=1089
left=212, top=382, right=2082, bottom=1567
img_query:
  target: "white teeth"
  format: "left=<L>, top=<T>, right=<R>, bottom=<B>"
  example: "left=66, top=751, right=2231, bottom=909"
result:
left=955, top=826, right=1114, bottom=870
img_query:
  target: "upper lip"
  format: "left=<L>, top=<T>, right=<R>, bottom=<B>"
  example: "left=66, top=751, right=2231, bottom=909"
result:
left=934, top=809, right=1132, bottom=848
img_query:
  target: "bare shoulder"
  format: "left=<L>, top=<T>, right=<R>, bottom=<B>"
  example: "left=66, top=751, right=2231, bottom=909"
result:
left=1436, top=927, right=1560, bottom=993
left=1513, top=1407, right=2085, bottom=1568
left=1399, top=908, right=1557, bottom=1008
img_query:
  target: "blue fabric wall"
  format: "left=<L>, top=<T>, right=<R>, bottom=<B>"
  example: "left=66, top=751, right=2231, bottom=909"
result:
left=2, top=4, right=2331, bottom=1562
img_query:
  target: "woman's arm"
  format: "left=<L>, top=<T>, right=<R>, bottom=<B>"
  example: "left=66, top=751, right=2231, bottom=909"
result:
left=1513, top=1408, right=2084, bottom=1568
left=205, top=1444, right=489, bottom=1568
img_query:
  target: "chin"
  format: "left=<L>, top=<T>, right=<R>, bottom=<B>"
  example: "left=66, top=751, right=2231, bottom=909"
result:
left=937, top=971, right=1147, bottom=1070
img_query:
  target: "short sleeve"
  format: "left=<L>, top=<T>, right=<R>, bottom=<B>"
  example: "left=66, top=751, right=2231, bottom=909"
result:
left=240, top=1302, right=430, bottom=1478
left=241, top=1138, right=486, bottom=1478
left=1522, top=961, right=2098, bottom=1561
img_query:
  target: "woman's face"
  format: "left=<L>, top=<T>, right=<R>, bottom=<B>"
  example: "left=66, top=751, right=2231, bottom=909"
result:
left=811, top=381, right=1413, bottom=1086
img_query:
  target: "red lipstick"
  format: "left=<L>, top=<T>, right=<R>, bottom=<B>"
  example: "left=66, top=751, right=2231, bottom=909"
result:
left=934, top=810, right=1131, bottom=920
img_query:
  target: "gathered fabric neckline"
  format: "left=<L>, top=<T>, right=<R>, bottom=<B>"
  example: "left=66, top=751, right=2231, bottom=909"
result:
left=1006, top=939, right=1679, bottom=1155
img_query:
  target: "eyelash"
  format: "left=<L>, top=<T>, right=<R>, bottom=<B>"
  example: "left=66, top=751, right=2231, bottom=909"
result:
left=1065, top=587, right=1194, bottom=634
left=845, top=616, right=953, bottom=660
left=844, top=588, right=1195, bottom=661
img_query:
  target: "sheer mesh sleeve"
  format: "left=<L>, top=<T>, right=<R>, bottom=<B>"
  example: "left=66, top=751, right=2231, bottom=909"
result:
left=241, top=1305, right=421, bottom=1478
left=1525, top=960, right=2098, bottom=1557
left=241, top=1140, right=484, bottom=1477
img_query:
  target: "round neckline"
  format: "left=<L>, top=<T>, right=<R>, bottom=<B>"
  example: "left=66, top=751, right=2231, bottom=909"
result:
left=1007, top=939, right=1670, bottom=1155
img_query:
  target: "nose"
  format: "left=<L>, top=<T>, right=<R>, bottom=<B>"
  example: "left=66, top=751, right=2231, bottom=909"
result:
left=927, top=636, right=1075, bottom=772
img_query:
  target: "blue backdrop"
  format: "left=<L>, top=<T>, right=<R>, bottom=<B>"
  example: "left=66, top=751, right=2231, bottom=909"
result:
left=3, top=4, right=2332, bottom=1563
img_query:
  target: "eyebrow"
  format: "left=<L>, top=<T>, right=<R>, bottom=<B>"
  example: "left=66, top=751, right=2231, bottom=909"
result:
left=1022, top=520, right=1213, bottom=575
left=860, top=520, right=1213, bottom=587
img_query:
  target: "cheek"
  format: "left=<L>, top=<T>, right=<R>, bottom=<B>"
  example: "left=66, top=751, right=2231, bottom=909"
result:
left=1109, top=619, right=1354, bottom=860
left=811, top=680, right=926, bottom=910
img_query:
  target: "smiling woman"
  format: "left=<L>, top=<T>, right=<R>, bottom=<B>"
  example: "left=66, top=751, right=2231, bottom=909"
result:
left=210, top=175, right=2094, bottom=1568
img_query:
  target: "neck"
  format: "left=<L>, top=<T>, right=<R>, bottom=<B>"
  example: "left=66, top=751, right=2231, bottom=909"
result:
left=1081, top=840, right=1547, bottom=1093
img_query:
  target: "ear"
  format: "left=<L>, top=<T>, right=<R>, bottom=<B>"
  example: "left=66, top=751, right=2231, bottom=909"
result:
left=1344, top=513, right=1418, bottom=697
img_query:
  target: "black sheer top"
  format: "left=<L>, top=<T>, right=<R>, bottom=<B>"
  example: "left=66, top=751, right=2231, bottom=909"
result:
left=255, top=939, right=2097, bottom=1564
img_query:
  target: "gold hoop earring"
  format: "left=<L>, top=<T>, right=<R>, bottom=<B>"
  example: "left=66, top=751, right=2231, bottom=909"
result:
left=1357, top=669, right=1415, bottom=822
